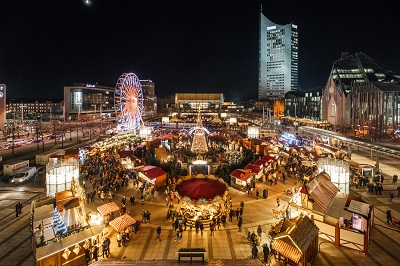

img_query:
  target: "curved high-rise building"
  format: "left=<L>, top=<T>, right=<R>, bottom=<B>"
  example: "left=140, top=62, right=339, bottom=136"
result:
left=259, top=12, right=298, bottom=100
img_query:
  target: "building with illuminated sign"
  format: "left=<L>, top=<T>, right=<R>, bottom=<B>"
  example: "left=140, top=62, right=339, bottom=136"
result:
left=63, top=83, right=115, bottom=120
left=0, top=84, right=5, bottom=130
left=259, top=12, right=298, bottom=100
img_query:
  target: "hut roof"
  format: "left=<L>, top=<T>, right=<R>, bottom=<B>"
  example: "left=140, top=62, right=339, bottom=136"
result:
left=272, top=214, right=319, bottom=263
left=142, top=166, right=167, bottom=179
left=305, top=172, right=339, bottom=213
left=244, top=164, right=261, bottom=174
left=63, top=198, right=80, bottom=210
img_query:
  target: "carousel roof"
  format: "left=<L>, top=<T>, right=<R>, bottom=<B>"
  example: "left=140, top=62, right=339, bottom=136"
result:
left=176, top=175, right=228, bottom=200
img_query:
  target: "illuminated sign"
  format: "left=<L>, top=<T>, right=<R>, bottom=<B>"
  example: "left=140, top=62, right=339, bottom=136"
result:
left=267, top=26, right=276, bottom=30
left=86, top=84, right=95, bottom=88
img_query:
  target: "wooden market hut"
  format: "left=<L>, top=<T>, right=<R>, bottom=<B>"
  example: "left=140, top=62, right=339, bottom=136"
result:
left=294, top=172, right=373, bottom=253
left=229, top=169, right=254, bottom=188
left=138, top=165, right=167, bottom=188
left=270, top=214, right=319, bottom=266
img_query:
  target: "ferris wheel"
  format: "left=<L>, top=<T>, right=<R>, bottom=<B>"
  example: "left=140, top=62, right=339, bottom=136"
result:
left=114, top=73, right=144, bottom=131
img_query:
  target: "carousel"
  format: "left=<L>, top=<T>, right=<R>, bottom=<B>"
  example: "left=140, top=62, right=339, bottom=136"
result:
left=175, top=174, right=229, bottom=223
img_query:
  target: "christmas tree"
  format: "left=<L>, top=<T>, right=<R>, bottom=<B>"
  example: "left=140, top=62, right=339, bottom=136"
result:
left=191, top=108, right=208, bottom=154
left=52, top=207, right=68, bottom=235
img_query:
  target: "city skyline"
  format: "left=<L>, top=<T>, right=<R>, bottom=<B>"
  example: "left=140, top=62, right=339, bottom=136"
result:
left=1, top=1, right=399, bottom=102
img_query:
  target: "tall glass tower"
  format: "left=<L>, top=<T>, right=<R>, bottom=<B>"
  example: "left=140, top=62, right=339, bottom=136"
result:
left=259, top=12, right=298, bottom=100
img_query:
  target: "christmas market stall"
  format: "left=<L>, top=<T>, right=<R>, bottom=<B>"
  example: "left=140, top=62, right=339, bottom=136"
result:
left=269, top=214, right=319, bottom=266
left=230, top=169, right=254, bottom=188
left=31, top=192, right=103, bottom=266
left=289, top=172, right=373, bottom=254
left=109, top=214, right=136, bottom=233
left=137, top=165, right=167, bottom=189
left=175, top=174, right=229, bottom=224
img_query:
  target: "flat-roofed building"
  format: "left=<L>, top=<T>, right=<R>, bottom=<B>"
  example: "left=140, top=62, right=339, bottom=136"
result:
left=64, top=83, right=115, bottom=120
left=174, top=93, right=224, bottom=117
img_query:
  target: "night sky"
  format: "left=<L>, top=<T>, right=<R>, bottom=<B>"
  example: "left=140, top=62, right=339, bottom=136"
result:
left=1, top=1, right=399, bottom=102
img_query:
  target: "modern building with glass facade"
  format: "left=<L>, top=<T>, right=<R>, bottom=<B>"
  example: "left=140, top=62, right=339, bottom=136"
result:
left=63, top=83, right=115, bottom=120
left=140, top=80, right=157, bottom=116
left=321, top=52, right=400, bottom=133
left=259, top=12, right=298, bottom=100
left=174, top=93, right=224, bottom=117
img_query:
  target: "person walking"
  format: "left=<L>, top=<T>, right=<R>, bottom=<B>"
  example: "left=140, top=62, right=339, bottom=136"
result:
left=156, top=226, right=162, bottom=241
left=255, top=189, right=259, bottom=199
left=387, top=210, right=392, bottom=224
left=238, top=216, right=243, bottom=232
left=389, top=192, right=394, bottom=202
left=276, top=197, right=280, bottom=208
left=121, top=195, right=126, bottom=205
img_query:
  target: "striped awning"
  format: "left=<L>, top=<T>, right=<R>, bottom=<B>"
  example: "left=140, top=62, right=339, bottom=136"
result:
left=97, top=202, right=120, bottom=216
left=109, top=214, right=136, bottom=232
left=272, top=239, right=302, bottom=263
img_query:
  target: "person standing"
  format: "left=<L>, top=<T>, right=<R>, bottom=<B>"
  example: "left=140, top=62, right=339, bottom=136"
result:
left=15, top=203, right=20, bottom=217
left=262, top=243, right=270, bottom=263
left=102, top=239, right=108, bottom=258
left=117, top=232, right=122, bottom=247
left=389, top=192, right=394, bottom=202
left=121, top=232, right=127, bottom=247
left=122, top=196, right=126, bottom=205
left=276, top=197, right=280, bottom=208
left=257, top=225, right=262, bottom=237
left=18, top=202, right=22, bottom=214
left=200, top=221, right=204, bottom=235
left=156, top=226, right=162, bottom=241
left=92, top=244, right=99, bottom=261
left=252, top=244, right=258, bottom=259
left=130, top=195, right=135, bottom=205
left=238, top=216, right=243, bottom=232
left=387, top=210, right=392, bottom=224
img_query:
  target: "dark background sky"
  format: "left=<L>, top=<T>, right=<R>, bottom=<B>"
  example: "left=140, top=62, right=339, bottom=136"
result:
left=1, top=0, right=399, bottom=102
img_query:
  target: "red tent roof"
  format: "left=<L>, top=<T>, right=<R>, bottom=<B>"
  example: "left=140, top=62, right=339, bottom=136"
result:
left=253, top=159, right=268, bottom=166
left=230, top=169, right=253, bottom=181
left=142, top=166, right=167, bottom=179
left=244, top=164, right=261, bottom=173
left=176, top=178, right=227, bottom=200
left=262, top=155, right=277, bottom=162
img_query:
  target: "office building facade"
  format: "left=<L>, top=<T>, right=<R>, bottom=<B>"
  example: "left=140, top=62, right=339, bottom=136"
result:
left=64, top=83, right=115, bottom=120
left=140, top=80, right=157, bottom=116
left=259, top=13, right=298, bottom=100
